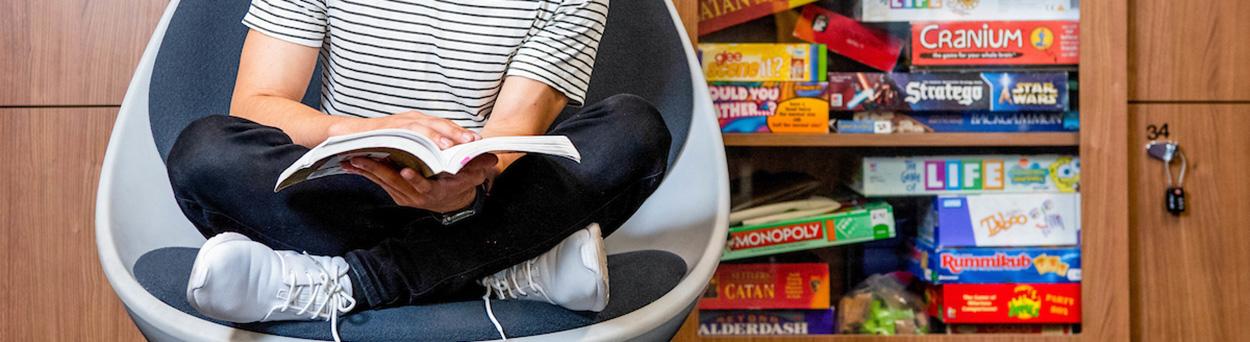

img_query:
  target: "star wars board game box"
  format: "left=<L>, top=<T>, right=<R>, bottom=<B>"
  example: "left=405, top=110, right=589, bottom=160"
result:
left=827, top=72, right=1069, bottom=112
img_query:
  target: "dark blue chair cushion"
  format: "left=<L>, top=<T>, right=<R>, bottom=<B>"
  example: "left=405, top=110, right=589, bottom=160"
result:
left=135, top=247, right=685, bottom=341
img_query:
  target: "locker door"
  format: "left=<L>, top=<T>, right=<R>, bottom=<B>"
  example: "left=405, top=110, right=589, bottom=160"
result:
left=1129, top=104, right=1250, bottom=342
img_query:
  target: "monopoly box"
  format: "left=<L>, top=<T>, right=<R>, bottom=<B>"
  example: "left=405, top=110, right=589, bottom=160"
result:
left=723, top=201, right=896, bottom=261
left=699, top=0, right=819, bottom=36
left=925, top=283, right=1081, bottom=323
left=849, top=155, right=1081, bottom=196
left=712, top=82, right=832, bottom=133
left=699, top=263, right=831, bottom=310
left=857, top=0, right=1080, bottom=22
left=907, top=239, right=1081, bottom=284
left=912, top=21, right=1079, bottom=66
left=793, top=5, right=903, bottom=71
left=919, top=193, right=1081, bottom=247
left=836, top=111, right=1079, bottom=133
left=700, top=44, right=827, bottom=82
left=827, top=72, right=1069, bottom=112
left=698, top=308, right=836, bottom=336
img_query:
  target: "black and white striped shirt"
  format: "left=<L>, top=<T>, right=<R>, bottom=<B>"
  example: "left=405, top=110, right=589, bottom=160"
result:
left=243, top=0, right=608, bottom=129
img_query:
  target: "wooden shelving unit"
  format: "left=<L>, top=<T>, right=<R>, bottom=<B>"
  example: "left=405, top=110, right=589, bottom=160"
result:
left=722, top=132, right=1080, bottom=147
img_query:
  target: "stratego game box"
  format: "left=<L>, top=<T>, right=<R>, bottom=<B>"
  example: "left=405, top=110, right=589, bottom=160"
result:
left=827, top=72, right=1069, bottom=112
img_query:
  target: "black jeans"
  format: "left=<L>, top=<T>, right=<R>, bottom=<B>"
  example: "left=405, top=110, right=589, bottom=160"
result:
left=166, top=94, right=671, bottom=309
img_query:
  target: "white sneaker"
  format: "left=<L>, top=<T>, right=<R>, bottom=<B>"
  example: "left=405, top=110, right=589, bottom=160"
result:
left=479, top=223, right=610, bottom=312
left=187, top=232, right=356, bottom=342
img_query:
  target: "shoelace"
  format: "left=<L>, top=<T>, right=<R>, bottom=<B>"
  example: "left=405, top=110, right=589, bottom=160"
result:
left=275, top=253, right=357, bottom=342
left=479, top=259, right=552, bottom=340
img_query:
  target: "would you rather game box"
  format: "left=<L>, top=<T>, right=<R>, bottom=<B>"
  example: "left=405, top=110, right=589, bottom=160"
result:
left=699, top=263, right=831, bottom=310
left=712, top=81, right=831, bottom=133
left=698, top=309, right=836, bottom=336
left=723, top=201, right=896, bottom=260
left=907, top=238, right=1081, bottom=284
left=926, top=283, right=1081, bottom=324
left=918, top=193, right=1081, bottom=247
left=849, top=155, right=1081, bottom=196
left=700, top=43, right=827, bottom=82
left=911, top=21, right=1079, bottom=66
left=827, top=72, right=1069, bottom=112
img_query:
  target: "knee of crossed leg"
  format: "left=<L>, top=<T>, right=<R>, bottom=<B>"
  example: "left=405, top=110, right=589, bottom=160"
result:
left=598, top=94, right=672, bottom=173
left=166, top=115, right=254, bottom=196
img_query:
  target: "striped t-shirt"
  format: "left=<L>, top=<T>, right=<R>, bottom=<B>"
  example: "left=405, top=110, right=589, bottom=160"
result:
left=242, top=0, right=608, bottom=129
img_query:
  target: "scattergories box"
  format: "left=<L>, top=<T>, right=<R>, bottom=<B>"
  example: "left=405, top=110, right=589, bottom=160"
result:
left=857, top=0, right=1079, bottom=23
left=925, top=283, right=1081, bottom=323
left=907, top=238, right=1081, bottom=284
left=850, top=155, right=1081, bottom=196
left=699, top=263, right=831, bottom=310
left=712, top=82, right=831, bottom=133
left=723, top=201, right=896, bottom=261
left=826, top=72, right=1069, bottom=112
left=911, top=21, right=1079, bottom=66
left=919, top=193, right=1081, bottom=247
left=698, top=308, right=835, bottom=336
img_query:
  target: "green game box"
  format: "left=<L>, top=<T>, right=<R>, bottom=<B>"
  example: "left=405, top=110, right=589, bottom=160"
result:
left=722, top=201, right=896, bottom=261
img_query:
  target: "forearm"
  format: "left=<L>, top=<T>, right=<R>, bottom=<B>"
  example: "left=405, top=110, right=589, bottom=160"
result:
left=479, top=76, right=569, bottom=178
left=230, top=94, right=361, bottom=148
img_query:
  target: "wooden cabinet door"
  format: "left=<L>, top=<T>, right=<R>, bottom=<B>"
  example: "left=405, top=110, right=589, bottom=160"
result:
left=1129, top=104, right=1250, bottom=341
left=1129, top=0, right=1250, bottom=101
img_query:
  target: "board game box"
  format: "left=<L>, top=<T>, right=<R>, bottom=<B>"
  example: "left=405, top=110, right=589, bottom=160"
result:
left=918, top=193, right=1081, bottom=247
left=699, top=0, right=819, bottom=36
left=857, top=0, right=1080, bottom=23
left=712, top=81, right=832, bottom=133
left=926, top=283, right=1081, bottom=323
left=827, top=72, right=1069, bottom=112
left=907, top=238, right=1081, bottom=284
left=700, top=44, right=827, bottom=82
left=723, top=201, right=896, bottom=261
left=836, top=111, right=1079, bottom=133
left=792, top=5, right=903, bottom=71
left=699, top=263, right=831, bottom=310
left=947, top=324, right=1074, bottom=335
left=698, top=308, right=836, bottom=336
left=849, top=155, right=1081, bottom=196
left=912, top=21, right=1079, bottom=66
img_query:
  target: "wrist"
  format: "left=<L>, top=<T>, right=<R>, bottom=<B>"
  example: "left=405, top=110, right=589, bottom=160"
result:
left=434, top=181, right=488, bottom=225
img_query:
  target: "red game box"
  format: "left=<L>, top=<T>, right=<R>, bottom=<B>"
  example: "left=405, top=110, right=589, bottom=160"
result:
left=911, top=21, right=1079, bottom=66
left=699, top=263, right=831, bottom=310
left=793, top=5, right=903, bottom=71
left=926, top=283, right=1081, bottom=323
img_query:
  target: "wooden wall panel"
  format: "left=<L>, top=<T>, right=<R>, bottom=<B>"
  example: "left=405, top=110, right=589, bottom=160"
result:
left=0, top=108, right=142, bottom=340
left=1128, top=104, right=1250, bottom=342
left=1129, top=0, right=1250, bottom=101
left=0, top=0, right=167, bottom=106
left=672, top=0, right=698, bottom=45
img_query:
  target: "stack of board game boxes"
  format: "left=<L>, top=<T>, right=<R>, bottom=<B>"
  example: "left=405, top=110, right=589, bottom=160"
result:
left=854, top=154, right=1083, bottom=332
left=696, top=0, right=1082, bottom=335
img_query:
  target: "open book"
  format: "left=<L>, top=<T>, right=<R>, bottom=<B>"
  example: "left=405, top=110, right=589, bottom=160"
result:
left=274, top=128, right=580, bottom=192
